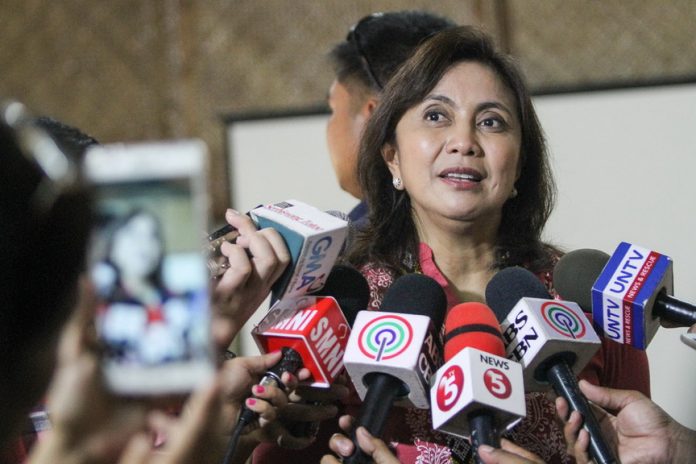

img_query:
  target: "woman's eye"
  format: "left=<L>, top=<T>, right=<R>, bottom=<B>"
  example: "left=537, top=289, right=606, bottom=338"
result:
left=479, top=116, right=506, bottom=130
left=424, top=110, right=445, bottom=122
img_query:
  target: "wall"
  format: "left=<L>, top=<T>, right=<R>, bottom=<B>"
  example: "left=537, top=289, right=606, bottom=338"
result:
left=2, top=0, right=694, bottom=218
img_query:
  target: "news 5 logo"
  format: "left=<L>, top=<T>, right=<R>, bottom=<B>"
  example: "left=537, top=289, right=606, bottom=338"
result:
left=435, top=363, right=513, bottom=411
left=357, top=315, right=413, bottom=361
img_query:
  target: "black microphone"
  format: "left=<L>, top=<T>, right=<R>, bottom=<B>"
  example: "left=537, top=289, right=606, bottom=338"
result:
left=486, top=267, right=617, bottom=464
left=343, top=274, right=446, bottom=464
left=554, top=244, right=695, bottom=350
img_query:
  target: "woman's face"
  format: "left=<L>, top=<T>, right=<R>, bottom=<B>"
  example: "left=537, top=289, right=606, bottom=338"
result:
left=384, top=61, right=521, bottom=232
left=110, top=213, right=162, bottom=279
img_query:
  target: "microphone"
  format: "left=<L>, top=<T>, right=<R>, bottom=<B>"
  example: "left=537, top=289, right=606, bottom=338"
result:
left=554, top=243, right=695, bottom=350
left=252, top=264, right=368, bottom=387
left=486, top=267, right=616, bottom=464
left=430, top=303, right=525, bottom=464
left=207, top=200, right=349, bottom=302
left=343, top=274, right=446, bottom=463
left=222, top=265, right=369, bottom=463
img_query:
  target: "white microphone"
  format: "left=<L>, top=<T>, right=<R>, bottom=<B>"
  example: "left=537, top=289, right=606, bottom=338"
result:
left=342, top=274, right=446, bottom=463
left=486, top=267, right=616, bottom=464
left=207, top=199, right=348, bottom=302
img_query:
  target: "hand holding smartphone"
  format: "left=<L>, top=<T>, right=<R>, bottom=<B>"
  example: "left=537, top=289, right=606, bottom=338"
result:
left=84, top=140, right=214, bottom=395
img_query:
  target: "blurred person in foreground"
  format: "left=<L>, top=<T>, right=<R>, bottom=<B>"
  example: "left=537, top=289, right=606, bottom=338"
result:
left=0, top=107, right=95, bottom=461
left=0, top=106, right=297, bottom=464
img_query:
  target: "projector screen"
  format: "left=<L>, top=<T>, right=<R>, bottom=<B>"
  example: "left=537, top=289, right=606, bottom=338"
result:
left=225, top=82, right=696, bottom=428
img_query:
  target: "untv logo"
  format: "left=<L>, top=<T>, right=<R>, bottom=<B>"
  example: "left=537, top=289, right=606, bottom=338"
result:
left=541, top=301, right=586, bottom=339
left=436, top=365, right=464, bottom=412
left=358, top=315, right=413, bottom=361
left=484, top=368, right=512, bottom=399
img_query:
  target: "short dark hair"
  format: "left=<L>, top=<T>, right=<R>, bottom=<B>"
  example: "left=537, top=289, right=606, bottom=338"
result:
left=329, top=10, right=456, bottom=93
left=33, top=116, right=99, bottom=156
left=349, top=26, right=556, bottom=274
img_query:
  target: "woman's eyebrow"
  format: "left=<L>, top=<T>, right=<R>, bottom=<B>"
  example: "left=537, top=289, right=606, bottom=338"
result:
left=422, top=95, right=514, bottom=116
left=423, top=94, right=455, bottom=106
left=476, top=101, right=513, bottom=114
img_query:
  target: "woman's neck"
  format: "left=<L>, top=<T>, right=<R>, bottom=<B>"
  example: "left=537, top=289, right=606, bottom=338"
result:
left=415, top=217, right=499, bottom=303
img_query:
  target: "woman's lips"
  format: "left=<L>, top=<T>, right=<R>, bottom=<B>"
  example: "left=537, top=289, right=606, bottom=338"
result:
left=438, top=167, right=484, bottom=187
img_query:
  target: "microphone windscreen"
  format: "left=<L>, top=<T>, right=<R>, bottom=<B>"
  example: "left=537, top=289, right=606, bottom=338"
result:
left=444, top=302, right=504, bottom=361
left=381, top=274, right=447, bottom=329
left=553, top=249, right=610, bottom=313
left=485, top=266, right=551, bottom=322
left=311, top=264, right=368, bottom=326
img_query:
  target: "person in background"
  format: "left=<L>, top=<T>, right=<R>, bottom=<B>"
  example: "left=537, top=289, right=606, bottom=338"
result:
left=326, top=10, right=455, bottom=227
left=338, top=25, right=649, bottom=463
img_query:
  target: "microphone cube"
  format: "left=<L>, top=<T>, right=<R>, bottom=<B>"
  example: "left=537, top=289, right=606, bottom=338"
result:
left=250, top=200, right=347, bottom=303
left=430, top=347, right=525, bottom=439
left=343, top=311, right=439, bottom=409
left=591, top=242, right=673, bottom=349
left=253, top=296, right=351, bottom=387
left=501, top=298, right=601, bottom=392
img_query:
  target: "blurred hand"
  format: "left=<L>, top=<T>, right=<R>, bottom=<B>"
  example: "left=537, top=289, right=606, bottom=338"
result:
left=211, top=209, right=290, bottom=349
left=117, top=379, right=227, bottom=464
left=29, top=279, right=148, bottom=464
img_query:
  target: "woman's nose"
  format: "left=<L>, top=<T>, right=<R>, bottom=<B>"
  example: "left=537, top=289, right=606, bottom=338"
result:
left=444, top=124, right=480, bottom=156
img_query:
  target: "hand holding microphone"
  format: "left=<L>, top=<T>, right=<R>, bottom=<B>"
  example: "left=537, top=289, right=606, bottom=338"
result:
left=486, top=267, right=616, bottom=464
left=210, top=201, right=348, bottom=349
left=211, top=209, right=292, bottom=348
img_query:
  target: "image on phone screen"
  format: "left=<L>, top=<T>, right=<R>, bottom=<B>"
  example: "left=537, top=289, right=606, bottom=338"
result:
left=85, top=141, right=213, bottom=394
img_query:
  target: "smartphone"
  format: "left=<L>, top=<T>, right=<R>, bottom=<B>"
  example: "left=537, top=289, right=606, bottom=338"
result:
left=84, top=140, right=214, bottom=395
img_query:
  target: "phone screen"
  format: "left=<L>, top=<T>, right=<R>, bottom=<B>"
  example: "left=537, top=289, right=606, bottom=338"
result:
left=86, top=141, right=213, bottom=394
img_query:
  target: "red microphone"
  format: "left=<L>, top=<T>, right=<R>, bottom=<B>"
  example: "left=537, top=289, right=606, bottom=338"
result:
left=444, top=302, right=506, bottom=360
left=431, top=303, right=526, bottom=464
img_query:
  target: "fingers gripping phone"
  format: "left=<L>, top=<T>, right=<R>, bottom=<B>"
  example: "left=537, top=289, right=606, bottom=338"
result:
left=84, top=140, right=214, bottom=395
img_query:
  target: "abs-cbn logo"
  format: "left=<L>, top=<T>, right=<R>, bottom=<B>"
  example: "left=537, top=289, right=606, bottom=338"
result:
left=357, top=315, right=413, bottom=361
